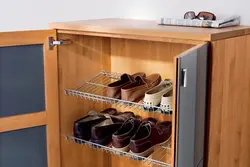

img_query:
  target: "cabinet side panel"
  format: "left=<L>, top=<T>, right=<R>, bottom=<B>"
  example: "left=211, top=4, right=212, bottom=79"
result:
left=207, top=35, right=250, bottom=167
left=58, top=34, right=111, bottom=167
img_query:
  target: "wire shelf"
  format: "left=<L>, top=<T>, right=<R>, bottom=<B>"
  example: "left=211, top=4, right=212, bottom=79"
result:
left=65, top=71, right=172, bottom=115
left=66, top=135, right=172, bottom=167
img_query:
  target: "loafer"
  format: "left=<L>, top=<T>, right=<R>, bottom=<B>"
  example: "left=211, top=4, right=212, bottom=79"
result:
left=160, top=90, right=173, bottom=114
left=143, top=79, right=172, bottom=110
left=121, top=74, right=162, bottom=102
left=130, top=120, right=171, bottom=157
left=106, top=72, right=146, bottom=99
left=91, top=111, right=135, bottom=146
left=112, top=117, right=157, bottom=152
left=73, top=108, right=117, bottom=140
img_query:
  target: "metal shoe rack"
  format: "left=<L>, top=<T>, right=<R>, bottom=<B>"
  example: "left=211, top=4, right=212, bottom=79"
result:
left=65, top=71, right=172, bottom=115
left=66, top=135, right=172, bottom=167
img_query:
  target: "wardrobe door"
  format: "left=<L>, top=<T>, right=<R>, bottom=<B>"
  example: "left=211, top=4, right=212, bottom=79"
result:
left=174, top=43, right=208, bottom=167
left=0, top=30, right=60, bottom=167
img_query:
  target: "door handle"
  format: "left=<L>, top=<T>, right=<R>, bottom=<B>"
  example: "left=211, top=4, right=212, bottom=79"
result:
left=180, top=68, right=187, bottom=87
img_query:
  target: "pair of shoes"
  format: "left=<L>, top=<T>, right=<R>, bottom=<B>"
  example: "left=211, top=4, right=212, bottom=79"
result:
left=106, top=72, right=146, bottom=99
left=143, top=79, right=173, bottom=114
left=74, top=108, right=117, bottom=140
left=73, top=108, right=135, bottom=146
left=106, top=72, right=162, bottom=102
left=112, top=117, right=171, bottom=157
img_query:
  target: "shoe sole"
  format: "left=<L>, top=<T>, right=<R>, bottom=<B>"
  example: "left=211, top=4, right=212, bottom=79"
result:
left=112, top=144, right=130, bottom=152
left=91, top=137, right=112, bottom=147
left=130, top=137, right=171, bottom=157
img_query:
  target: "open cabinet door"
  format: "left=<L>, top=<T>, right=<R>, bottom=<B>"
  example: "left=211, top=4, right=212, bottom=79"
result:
left=174, top=43, right=208, bottom=167
left=0, top=30, right=60, bottom=167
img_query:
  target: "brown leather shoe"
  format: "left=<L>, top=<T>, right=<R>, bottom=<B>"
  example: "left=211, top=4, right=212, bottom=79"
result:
left=91, top=111, right=135, bottom=146
left=130, top=121, right=171, bottom=157
left=73, top=108, right=117, bottom=140
left=106, top=72, right=146, bottom=99
left=112, top=117, right=157, bottom=152
left=121, top=74, right=162, bottom=102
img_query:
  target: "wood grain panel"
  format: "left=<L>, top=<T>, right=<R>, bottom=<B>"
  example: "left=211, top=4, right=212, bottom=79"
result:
left=207, top=35, right=250, bottom=167
left=0, top=30, right=55, bottom=47
left=0, top=112, right=46, bottom=133
left=57, top=30, right=203, bottom=45
left=111, top=38, right=193, bottom=82
left=49, top=18, right=250, bottom=41
left=58, top=33, right=111, bottom=167
left=44, top=30, right=61, bottom=167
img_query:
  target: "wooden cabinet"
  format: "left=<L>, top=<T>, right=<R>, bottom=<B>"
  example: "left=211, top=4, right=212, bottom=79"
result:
left=1, top=19, right=250, bottom=167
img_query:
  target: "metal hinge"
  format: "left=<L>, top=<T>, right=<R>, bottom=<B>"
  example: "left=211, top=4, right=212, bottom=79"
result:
left=48, top=37, right=71, bottom=50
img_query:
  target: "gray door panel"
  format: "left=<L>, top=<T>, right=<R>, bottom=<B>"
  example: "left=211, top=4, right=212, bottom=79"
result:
left=0, top=126, right=47, bottom=167
left=0, top=45, right=45, bottom=117
left=177, top=43, right=208, bottom=167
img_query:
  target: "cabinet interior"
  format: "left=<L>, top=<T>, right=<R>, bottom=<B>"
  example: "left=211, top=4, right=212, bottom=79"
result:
left=57, top=33, right=195, bottom=167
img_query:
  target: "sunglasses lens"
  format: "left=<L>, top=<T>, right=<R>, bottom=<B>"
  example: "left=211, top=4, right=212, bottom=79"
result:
left=184, top=12, right=196, bottom=19
left=197, top=12, right=216, bottom=20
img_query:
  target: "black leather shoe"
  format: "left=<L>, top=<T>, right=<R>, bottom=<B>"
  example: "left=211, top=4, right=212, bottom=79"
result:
left=73, top=108, right=117, bottom=141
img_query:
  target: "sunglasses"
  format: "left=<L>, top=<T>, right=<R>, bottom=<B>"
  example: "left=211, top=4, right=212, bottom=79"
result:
left=184, top=11, right=216, bottom=20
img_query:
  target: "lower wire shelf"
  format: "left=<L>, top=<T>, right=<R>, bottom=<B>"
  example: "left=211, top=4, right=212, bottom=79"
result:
left=66, top=135, right=172, bottom=167
left=65, top=71, right=172, bottom=115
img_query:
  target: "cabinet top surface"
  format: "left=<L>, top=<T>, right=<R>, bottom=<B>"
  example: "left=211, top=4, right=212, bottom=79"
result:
left=49, top=18, right=250, bottom=41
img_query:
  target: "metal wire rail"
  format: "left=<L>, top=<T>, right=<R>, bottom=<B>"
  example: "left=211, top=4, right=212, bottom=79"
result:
left=64, top=71, right=172, bottom=115
left=66, top=135, right=172, bottom=167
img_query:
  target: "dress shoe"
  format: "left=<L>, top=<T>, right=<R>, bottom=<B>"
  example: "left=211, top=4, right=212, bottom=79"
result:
left=130, top=120, right=171, bottom=157
left=121, top=74, right=162, bottom=102
left=73, top=108, right=117, bottom=140
left=143, top=79, right=172, bottom=110
left=106, top=72, right=146, bottom=99
left=112, top=117, right=157, bottom=152
left=91, top=111, right=135, bottom=146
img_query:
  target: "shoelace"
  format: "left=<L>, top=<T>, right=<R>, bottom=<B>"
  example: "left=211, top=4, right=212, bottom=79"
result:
left=127, top=117, right=136, bottom=123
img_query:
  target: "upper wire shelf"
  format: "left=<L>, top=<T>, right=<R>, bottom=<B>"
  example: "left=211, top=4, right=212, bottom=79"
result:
left=65, top=71, right=171, bottom=115
left=66, top=135, right=171, bottom=167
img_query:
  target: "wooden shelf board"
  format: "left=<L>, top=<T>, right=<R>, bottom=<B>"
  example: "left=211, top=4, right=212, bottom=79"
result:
left=49, top=18, right=250, bottom=42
